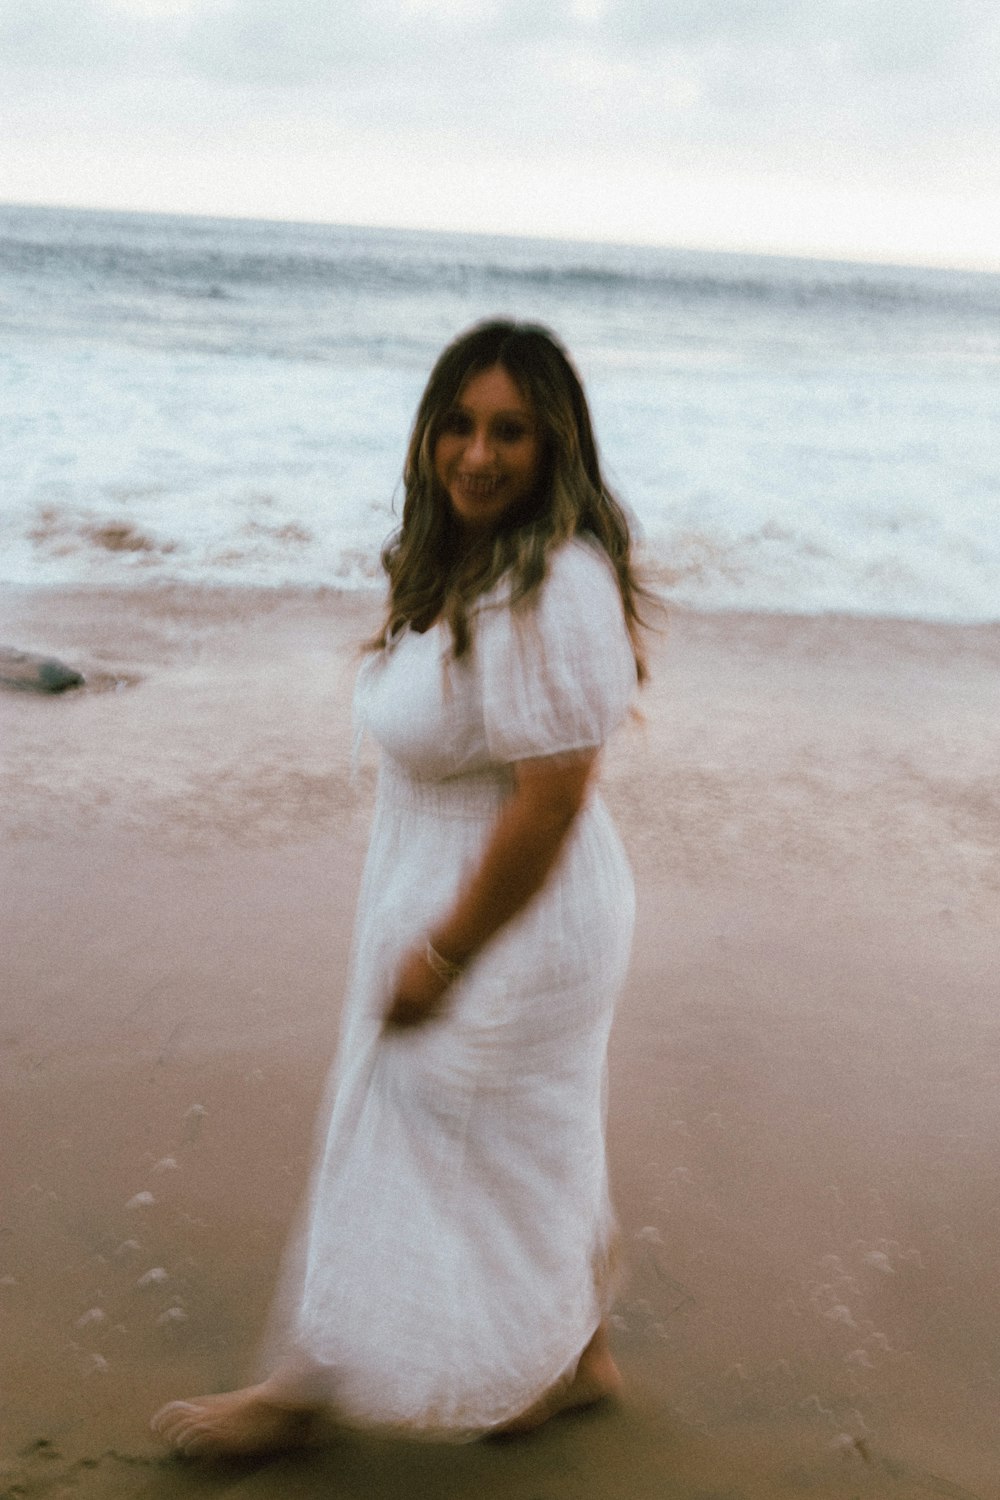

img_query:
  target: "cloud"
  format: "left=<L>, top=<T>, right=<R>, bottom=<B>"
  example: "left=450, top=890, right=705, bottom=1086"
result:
left=591, top=0, right=978, bottom=62
left=5, top=0, right=994, bottom=81
left=2, top=0, right=998, bottom=263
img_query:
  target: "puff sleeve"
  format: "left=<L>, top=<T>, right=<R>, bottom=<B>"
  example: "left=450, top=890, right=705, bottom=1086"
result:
left=475, top=540, right=637, bottom=763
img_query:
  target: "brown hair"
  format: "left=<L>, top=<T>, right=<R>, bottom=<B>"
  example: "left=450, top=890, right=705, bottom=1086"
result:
left=373, top=319, right=650, bottom=678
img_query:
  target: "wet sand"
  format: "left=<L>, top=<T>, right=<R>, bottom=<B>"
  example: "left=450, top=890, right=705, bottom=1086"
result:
left=1, top=585, right=999, bottom=1498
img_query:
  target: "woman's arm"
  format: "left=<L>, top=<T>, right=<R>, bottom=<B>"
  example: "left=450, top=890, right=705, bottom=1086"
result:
left=385, top=749, right=599, bottom=1027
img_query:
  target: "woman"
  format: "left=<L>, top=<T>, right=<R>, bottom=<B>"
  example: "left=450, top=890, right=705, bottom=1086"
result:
left=152, top=319, right=647, bottom=1456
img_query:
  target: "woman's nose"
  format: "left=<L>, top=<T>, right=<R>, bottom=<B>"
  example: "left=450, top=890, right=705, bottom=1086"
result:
left=464, top=426, right=493, bottom=466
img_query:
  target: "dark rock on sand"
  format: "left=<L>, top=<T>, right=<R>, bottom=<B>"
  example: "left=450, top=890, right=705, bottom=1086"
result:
left=0, top=648, right=85, bottom=693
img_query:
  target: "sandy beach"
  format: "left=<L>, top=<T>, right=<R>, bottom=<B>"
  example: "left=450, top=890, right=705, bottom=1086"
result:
left=1, top=584, right=998, bottom=1498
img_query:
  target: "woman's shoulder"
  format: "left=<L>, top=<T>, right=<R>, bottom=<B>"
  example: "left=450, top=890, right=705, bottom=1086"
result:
left=545, top=535, right=619, bottom=593
left=478, top=536, right=620, bottom=618
left=476, top=535, right=637, bottom=755
left=532, top=538, right=625, bottom=635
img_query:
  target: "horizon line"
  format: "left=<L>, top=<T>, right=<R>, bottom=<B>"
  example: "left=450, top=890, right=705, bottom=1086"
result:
left=3, top=195, right=999, bottom=280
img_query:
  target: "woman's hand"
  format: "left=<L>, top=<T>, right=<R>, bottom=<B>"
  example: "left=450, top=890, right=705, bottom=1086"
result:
left=384, top=945, right=452, bottom=1029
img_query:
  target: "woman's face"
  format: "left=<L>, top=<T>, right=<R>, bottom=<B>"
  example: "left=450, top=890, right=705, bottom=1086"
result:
left=433, top=364, right=542, bottom=537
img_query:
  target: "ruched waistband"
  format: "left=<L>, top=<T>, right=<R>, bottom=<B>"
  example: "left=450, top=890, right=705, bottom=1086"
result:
left=378, top=758, right=513, bottom=820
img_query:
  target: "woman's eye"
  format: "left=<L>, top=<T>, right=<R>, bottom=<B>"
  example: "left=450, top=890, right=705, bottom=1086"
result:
left=440, top=411, right=472, bottom=435
left=494, top=421, right=529, bottom=443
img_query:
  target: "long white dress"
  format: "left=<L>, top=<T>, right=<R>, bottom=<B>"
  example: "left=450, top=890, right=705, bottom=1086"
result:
left=269, top=537, right=637, bottom=1439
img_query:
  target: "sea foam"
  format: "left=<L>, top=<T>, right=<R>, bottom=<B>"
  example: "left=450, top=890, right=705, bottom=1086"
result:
left=2, top=204, right=998, bottom=622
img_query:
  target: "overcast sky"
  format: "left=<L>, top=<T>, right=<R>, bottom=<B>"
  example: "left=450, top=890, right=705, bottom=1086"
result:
left=3, top=0, right=998, bottom=268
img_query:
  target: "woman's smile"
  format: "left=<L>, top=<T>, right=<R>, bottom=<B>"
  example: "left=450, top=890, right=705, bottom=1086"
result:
left=457, top=475, right=502, bottom=495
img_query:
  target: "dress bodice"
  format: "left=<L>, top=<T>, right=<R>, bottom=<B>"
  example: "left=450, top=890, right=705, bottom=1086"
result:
left=355, top=538, right=637, bottom=787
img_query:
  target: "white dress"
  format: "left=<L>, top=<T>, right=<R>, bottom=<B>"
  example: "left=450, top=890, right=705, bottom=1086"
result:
left=270, top=538, right=637, bottom=1438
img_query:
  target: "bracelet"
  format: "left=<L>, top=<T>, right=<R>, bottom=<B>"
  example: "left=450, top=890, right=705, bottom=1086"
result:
left=424, top=939, right=464, bottom=985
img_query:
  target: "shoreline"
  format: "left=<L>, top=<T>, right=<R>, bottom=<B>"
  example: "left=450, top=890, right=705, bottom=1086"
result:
left=5, top=571, right=1000, bottom=624
left=2, top=584, right=999, bottom=1496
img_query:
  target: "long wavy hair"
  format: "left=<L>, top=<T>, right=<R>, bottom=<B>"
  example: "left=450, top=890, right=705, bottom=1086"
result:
left=373, top=319, right=650, bottom=679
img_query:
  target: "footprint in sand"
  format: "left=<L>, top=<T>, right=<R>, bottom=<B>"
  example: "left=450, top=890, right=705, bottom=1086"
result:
left=8, top=1440, right=160, bottom=1497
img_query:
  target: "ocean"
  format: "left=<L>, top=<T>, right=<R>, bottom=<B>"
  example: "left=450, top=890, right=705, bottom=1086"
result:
left=2, top=202, right=998, bottom=622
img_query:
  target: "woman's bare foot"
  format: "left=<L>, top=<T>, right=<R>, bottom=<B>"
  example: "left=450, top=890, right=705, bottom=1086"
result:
left=150, top=1382, right=316, bottom=1458
left=498, top=1324, right=623, bottom=1436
